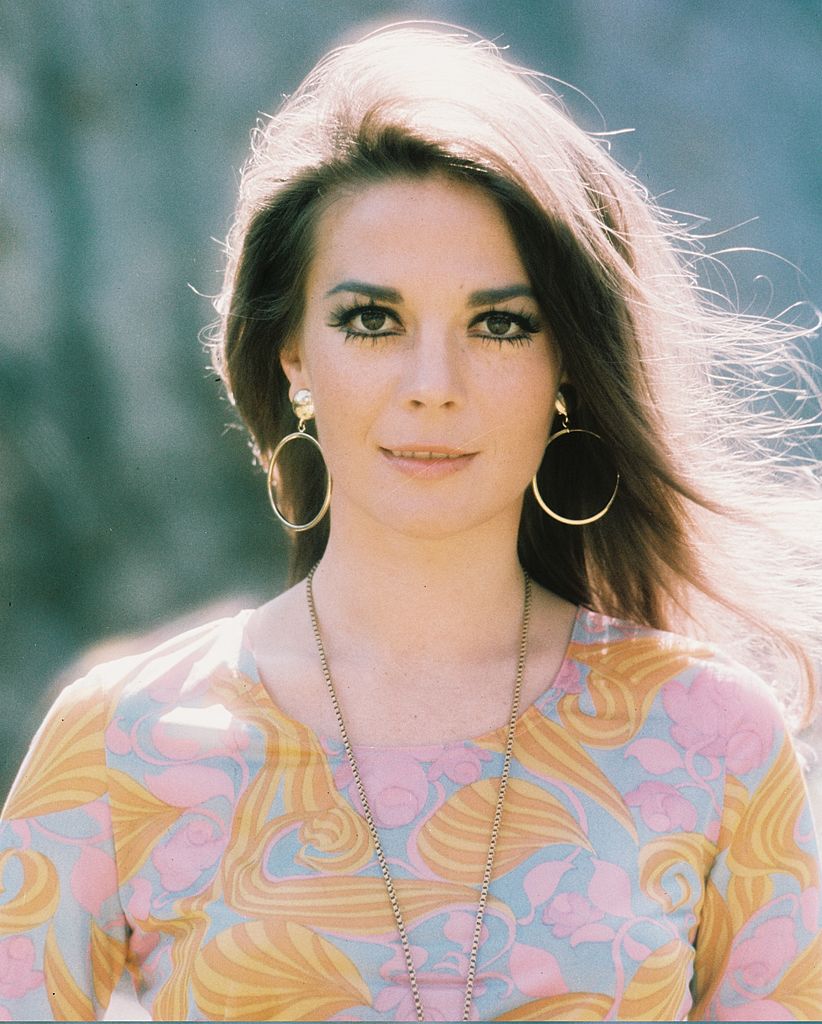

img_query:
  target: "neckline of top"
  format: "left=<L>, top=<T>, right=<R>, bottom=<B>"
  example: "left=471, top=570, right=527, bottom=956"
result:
left=234, top=603, right=590, bottom=754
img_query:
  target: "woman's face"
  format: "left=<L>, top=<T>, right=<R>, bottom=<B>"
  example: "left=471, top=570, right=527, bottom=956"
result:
left=281, top=174, right=561, bottom=541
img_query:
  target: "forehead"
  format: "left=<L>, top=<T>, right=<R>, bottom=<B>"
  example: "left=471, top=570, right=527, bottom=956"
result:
left=307, top=174, right=528, bottom=292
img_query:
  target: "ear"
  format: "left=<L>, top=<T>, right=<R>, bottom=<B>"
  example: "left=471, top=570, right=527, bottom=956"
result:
left=554, top=378, right=572, bottom=420
left=279, top=339, right=310, bottom=393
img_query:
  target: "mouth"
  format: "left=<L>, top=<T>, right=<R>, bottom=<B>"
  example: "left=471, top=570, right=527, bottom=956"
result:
left=383, top=449, right=467, bottom=460
left=380, top=444, right=474, bottom=459
left=379, top=445, right=476, bottom=477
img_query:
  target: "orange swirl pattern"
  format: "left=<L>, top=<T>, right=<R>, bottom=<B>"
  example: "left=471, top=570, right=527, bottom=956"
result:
left=222, top=873, right=481, bottom=935
left=727, top=738, right=819, bottom=891
left=689, top=879, right=732, bottom=1021
left=638, top=832, right=716, bottom=915
left=726, top=873, right=774, bottom=937
left=0, top=849, right=59, bottom=933
left=296, top=806, right=373, bottom=872
left=1, top=608, right=819, bottom=1020
left=716, top=772, right=748, bottom=851
left=503, top=712, right=638, bottom=841
left=559, top=636, right=711, bottom=749
left=283, top=723, right=374, bottom=872
left=617, top=939, right=692, bottom=1020
left=192, top=919, right=371, bottom=1021
left=770, top=930, right=822, bottom=1019
left=90, top=920, right=127, bottom=1010
left=3, top=682, right=107, bottom=820
left=44, top=923, right=95, bottom=1021
left=107, top=769, right=184, bottom=881
left=221, top=811, right=301, bottom=913
left=218, top=746, right=288, bottom=890
left=418, top=776, right=591, bottom=882
left=721, top=739, right=819, bottom=936
left=141, top=909, right=210, bottom=1021
left=218, top=687, right=373, bottom=884
left=283, top=723, right=344, bottom=813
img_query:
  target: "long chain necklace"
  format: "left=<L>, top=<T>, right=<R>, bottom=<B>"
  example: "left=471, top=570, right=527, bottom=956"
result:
left=305, top=565, right=532, bottom=1022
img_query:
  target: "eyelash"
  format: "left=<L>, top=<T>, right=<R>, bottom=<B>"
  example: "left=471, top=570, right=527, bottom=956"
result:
left=474, top=308, right=541, bottom=347
left=327, top=302, right=403, bottom=344
left=326, top=302, right=541, bottom=346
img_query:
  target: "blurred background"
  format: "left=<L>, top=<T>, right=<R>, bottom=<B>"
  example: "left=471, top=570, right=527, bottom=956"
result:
left=2, top=0, right=821, bottom=813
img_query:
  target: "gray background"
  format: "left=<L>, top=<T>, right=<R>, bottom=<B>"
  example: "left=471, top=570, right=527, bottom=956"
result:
left=2, top=0, right=821, bottom=806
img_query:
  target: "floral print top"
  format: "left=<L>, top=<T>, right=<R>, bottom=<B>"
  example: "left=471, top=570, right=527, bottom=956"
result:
left=1, top=606, right=820, bottom=1021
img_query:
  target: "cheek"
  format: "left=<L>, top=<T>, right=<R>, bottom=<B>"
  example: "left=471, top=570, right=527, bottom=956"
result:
left=490, top=363, right=556, bottom=452
left=512, top=405, right=554, bottom=467
left=308, top=358, right=377, bottom=455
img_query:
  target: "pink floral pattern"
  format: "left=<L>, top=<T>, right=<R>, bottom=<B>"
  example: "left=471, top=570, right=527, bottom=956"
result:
left=0, top=607, right=818, bottom=1021
left=334, top=749, right=431, bottom=828
left=151, top=818, right=228, bottom=892
left=728, top=917, right=797, bottom=992
left=625, top=780, right=698, bottom=832
left=544, top=892, right=605, bottom=939
left=664, top=668, right=774, bottom=773
left=0, top=938, right=42, bottom=1001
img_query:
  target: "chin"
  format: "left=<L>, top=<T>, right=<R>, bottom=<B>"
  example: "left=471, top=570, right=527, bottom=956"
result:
left=373, top=501, right=517, bottom=542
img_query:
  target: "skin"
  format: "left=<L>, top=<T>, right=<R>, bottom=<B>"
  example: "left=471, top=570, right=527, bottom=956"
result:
left=248, top=175, right=578, bottom=746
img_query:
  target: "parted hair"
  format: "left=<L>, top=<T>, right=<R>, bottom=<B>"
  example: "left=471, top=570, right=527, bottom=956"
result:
left=212, top=26, right=822, bottom=723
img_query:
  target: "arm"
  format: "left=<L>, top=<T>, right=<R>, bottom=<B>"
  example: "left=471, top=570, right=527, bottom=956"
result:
left=0, top=674, right=129, bottom=1021
left=690, top=721, right=821, bottom=1020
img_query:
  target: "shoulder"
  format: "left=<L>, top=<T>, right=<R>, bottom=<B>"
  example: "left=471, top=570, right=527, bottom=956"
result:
left=54, top=609, right=256, bottom=728
left=3, top=612, right=256, bottom=822
left=563, top=607, right=788, bottom=774
left=571, top=606, right=777, bottom=703
left=572, top=605, right=716, bottom=662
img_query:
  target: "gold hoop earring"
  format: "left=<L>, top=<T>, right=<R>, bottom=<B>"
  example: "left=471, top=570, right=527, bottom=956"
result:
left=267, top=388, right=332, bottom=531
left=531, top=394, right=619, bottom=526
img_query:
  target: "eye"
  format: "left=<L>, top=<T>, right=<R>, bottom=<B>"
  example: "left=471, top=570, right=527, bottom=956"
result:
left=485, top=313, right=521, bottom=337
left=358, top=308, right=388, bottom=332
left=470, top=309, right=541, bottom=345
left=327, top=302, right=402, bottom=341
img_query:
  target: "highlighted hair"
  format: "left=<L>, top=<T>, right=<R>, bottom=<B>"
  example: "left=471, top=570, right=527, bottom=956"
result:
left=212, top=27, right=822, bottom=724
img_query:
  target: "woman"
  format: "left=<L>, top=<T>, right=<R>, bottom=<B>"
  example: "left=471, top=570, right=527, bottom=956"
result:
left=2, top=26, right=821, bottom=1022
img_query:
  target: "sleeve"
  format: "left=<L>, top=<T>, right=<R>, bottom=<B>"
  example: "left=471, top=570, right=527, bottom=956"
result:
left=689, top=702, right=822, bottom=1021
left=0, top=673, right=129, bottom=1021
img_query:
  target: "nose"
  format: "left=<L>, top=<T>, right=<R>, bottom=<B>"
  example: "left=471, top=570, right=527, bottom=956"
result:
left=398, top=323, right=464, bottom=410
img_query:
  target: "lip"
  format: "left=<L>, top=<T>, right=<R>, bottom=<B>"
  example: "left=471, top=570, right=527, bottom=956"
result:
left=379, top=445, right=477, bottom=479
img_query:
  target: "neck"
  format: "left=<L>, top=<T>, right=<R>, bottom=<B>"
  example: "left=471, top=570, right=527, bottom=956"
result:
left=310, top=510, right=526, bottom=666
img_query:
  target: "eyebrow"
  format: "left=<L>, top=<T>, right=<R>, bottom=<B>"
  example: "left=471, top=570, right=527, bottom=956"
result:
left=325, top=280, right=402, bottom=302
left=467, top=285, right=536, bottom=306
left=325, top=281, right=536, bottom=306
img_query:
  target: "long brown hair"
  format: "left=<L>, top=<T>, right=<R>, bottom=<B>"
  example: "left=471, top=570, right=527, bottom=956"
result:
left=212, top=27, right=822, bottom=723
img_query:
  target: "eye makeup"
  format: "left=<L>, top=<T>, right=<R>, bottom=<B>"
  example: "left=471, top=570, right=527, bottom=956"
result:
left=325, top=291, right=542, bottom=347
left=326, top=300, right=403, bottom=342
left=468, top=308, right=541, bottom=346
